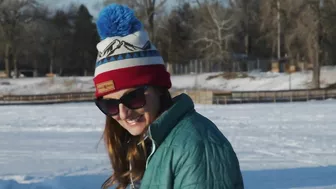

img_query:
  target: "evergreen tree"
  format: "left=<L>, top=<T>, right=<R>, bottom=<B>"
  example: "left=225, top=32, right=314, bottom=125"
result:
left=47, top=10, right=73, bottom=75
left=73, top=4, right=99, bottom=76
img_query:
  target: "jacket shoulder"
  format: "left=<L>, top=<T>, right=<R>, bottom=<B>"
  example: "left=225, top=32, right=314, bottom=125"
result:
left=166, top=111, right=244, bottom=189
left=168, top=110, right=231, bottom=148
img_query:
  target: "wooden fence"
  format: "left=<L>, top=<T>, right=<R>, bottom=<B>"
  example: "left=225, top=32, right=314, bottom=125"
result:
left=167, top=59, right=272, bottom=75
left=0, top=92, right=95, bottom=105
left=212, top=89, right=336, bottom=104
left=1, top=88, right=336, bottom=105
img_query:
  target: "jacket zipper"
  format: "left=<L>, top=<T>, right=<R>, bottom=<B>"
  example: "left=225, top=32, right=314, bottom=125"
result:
left=129, top=129, right=156, bottom=188
left=146, top=127, right=156, bottom=168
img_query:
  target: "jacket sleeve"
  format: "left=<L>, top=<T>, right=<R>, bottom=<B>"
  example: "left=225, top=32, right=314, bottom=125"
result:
left=173, top=142, right=244, bottom=189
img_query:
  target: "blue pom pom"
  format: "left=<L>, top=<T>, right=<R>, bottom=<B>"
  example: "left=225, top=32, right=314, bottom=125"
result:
left=96, top=4, right=143, bottom=40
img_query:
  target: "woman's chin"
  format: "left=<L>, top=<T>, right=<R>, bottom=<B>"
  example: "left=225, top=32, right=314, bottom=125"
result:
left=127, top=124, right=147, bottom=136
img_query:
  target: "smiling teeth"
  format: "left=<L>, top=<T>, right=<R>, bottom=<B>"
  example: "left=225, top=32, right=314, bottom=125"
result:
left=126, top=116, right=141, bottom=124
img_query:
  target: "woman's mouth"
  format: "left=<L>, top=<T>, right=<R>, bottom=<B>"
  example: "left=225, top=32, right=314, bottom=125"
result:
left=126, top=115, right=143, bottom=125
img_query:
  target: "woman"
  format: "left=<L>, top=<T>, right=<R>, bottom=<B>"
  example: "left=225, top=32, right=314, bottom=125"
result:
left=93, top=4, right=244, bottom=189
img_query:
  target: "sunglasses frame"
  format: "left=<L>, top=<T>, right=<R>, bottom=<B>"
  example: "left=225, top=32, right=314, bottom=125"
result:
left=95, top=86, right=149, bottom=117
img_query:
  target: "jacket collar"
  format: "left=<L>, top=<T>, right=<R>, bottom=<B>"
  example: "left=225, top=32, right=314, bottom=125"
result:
left=148, top=93, right=195, bottom=147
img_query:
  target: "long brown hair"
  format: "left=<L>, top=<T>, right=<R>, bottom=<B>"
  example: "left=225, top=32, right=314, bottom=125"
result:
left=101, top=87, right=172, bottom=189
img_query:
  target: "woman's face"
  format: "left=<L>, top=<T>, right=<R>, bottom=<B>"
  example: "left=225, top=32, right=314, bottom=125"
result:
left=103, top=86, right=161, bottom=136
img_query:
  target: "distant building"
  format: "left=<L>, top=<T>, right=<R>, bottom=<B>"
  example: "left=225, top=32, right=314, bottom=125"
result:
left=231, top=53, right=271, bottom=72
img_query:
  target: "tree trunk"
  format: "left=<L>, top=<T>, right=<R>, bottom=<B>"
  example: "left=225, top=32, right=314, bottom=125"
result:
left=313, top=0, right=322, bottom=89
left=277, top=0, right=281, bottom=59
left=313, top=46, right=321, bottom=89
left=13, top=56, right=18, bottom=78
left=49, top=41, right=56, bottom=75
left=244, top=1, right=249, bottom=56
left=147, top=4, right=155, bottom=42
left=5, top=43, right=11, bottom=78
left=33, top=59, right=38, bottom=77
left=59, top=67, right=63, bottom=76
left=50, top=57, right=54, bottom=74
left=245, top=34, right=249, bottom=55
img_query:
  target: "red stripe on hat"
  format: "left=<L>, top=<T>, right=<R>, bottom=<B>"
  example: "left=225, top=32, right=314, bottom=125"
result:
left=93, top=64, right=171, bottom=98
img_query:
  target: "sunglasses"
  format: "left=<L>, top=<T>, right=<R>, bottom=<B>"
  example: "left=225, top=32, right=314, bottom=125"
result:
left=95, top=86, right=148, bottom=116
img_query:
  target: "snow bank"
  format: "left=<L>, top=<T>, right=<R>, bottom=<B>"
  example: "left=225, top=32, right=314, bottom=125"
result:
left=1, top=66, right=336, bottom=95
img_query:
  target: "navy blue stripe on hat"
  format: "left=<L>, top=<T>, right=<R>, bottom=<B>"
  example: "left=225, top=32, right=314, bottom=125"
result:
left=96, top=50, right=161, bottom=68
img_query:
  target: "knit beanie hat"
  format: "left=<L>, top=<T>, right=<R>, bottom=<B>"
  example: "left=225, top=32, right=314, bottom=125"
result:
left=93, top=4, right=172, bottom=98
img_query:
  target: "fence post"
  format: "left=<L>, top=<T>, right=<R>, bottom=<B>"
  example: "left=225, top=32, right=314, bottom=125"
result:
left=207, top=60, right=210, bottom=73
left=189, top=61, right=192, bottom=74
left=323, top=89, right=326, bottom=100
left=257, top=59, right=260, bottom=70
left=273, top=92, right=276, bottom=103
left=176, top=64, right=179, bottom=75
left=177, top=64, right=180, bottom=75
left=193, top=60, right=196, bottom=73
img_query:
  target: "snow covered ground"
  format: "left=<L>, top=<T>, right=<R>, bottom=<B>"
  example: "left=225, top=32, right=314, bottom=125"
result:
left=1, top=66, right=336, bottom=95
left=0, top=101, right=336, bottom=189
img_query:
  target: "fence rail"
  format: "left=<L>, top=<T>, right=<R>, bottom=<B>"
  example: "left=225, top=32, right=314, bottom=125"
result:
left=0, top=92, right=95, bottom=105
left=211, top=89, right=336, bottom=104
left=167, top=59, right=272, bottom=75
left=1, top=88, right=336, bottom=105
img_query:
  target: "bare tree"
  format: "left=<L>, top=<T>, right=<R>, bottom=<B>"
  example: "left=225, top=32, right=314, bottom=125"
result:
left=192, top=0, right=236, bottom=62
left=155, top=3, right=196, bottom=65
left=0, top=0, right=38, bottom=78
left=304, top=0, right=323, bottom=88
left=259, top=0, right=329, bottom=88
left=21, top=7, right=50, bottom=76
left=44, top=10, right=74, bottom=75
left=229, top=0, right=259, bottom=56
left=258, top=0, right=282, bottom=58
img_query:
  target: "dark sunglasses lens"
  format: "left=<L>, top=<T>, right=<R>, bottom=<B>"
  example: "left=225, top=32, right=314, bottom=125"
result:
left=97, top=100, right=119, bottom=116
left=122, top=88, right=146, bottom=109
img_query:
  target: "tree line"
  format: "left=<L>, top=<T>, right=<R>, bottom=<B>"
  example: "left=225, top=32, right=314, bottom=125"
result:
left=0, top=0, right=99, bottom=77
left=1, top=0, right=336, bottom=88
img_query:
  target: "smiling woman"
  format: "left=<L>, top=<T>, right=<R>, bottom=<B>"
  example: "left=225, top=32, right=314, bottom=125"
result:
left=92, top=3, right=243, bottom=189
left=96, top=86, right=172, bottom=136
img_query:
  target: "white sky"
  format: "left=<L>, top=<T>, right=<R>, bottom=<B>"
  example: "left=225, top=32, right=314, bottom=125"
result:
left=40, top=0, right=103, bottom=17
left=41, top=0, right=178, bottom=18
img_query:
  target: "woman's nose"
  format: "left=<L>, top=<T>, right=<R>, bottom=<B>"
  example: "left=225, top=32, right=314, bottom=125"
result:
left=118, top=103, right=130, bottom=120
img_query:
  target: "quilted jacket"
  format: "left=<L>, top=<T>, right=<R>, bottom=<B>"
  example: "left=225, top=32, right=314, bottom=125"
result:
left=138, top=93, right=244, bottom=189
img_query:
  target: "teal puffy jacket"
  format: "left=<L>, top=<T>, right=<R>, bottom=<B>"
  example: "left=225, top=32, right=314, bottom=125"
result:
left=138, top=94, right=244, bottom=189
